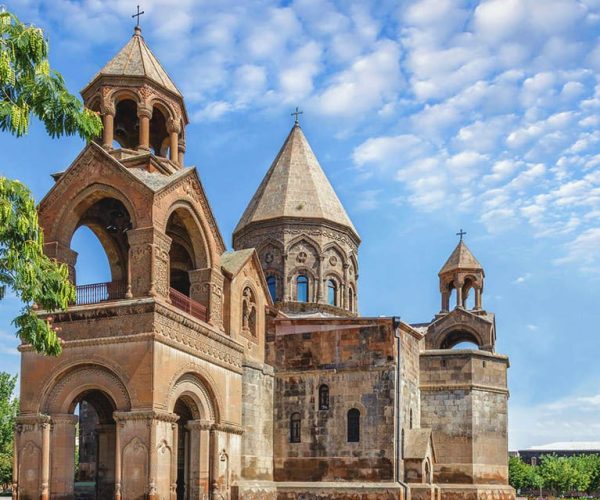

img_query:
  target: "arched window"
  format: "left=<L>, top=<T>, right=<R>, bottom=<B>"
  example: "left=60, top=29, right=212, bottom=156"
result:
left=327, top=279, right=337, bottom=306
left=318, top=385, right=329, bottom=410
left=348, top=287, right=354, bottom=312
left=266, top=276, right=277, bottom=302
left=290, top=413, right=301, bottom=443
left=296, top=275, right=308, bottom=302
left=347, top=408, right=360, bottom=442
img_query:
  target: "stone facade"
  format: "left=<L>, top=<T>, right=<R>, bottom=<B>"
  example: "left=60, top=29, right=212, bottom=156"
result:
left=13, top=27, right=513, bottom=500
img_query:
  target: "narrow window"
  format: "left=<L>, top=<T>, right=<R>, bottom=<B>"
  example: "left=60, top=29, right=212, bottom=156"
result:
left=327, top=279, right=337, bottom=306
left=347, top=408, right=360, bottom=442
left=296, top=275, right=308, bottom=302
left=290, top=412, right=301, bottom=443
left=318, top=385, right=329, bottom=410
left=348, top=287, right=354, bottom=311
left=410, top=409, right=413, bottom=429
left=267, top=276, right=277, bottom=301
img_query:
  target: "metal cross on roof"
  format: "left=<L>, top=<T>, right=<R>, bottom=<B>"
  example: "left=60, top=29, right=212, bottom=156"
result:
left=456, top=229, right=467, bottom=241
left=291, top=106, right=303, bottom=124
left=132, top=5, right=145, bottom=27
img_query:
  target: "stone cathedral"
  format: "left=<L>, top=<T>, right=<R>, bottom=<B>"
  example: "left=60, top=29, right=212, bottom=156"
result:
left=13, top=27, right=514, bottom=500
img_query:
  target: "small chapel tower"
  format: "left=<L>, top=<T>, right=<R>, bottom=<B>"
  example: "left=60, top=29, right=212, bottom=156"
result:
left=438, top=238, right=485, bottom=313
left=233, top=120, right=360, bottom=316
left=81, top=26, right=188, bottom=166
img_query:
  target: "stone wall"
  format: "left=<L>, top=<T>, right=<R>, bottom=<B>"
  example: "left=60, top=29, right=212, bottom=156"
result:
left=419, top=350, right=510, bottom=485
left=241, top=361, right=275, bottom=481
left=272, top=318, right=397, bottom=482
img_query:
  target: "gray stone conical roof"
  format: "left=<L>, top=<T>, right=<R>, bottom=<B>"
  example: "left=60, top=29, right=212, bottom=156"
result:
left=234, top=123, right=358, bottom=237
left=439, top=241, right=483, bottom=275
left=82, top=27, right=181, bottom=97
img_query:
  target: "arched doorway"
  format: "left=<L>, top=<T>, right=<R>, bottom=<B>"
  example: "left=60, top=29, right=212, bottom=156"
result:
left=173, top=396, right=199, bottom=500
left=72, top=389, right=117, bottom=500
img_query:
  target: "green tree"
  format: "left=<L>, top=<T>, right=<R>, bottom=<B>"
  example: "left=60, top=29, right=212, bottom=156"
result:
left=0, top=373, right=18, bottom=490
left=0, top=8, right=102, bottom=138
left=1, top=8, right=101, bottom=355
left=509, top=456, right=543, bottom=493
left=539, top=454, right=591, bottom=496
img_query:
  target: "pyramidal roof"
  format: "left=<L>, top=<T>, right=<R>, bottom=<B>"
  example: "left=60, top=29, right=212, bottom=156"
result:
left=234, top=123, right=358, bottom=238
left=439, top=241, right=483, bottom=275
left=83, top=27, right=181, bottom=97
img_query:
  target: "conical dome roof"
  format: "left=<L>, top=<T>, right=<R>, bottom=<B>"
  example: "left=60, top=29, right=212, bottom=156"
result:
left=234, top=123, right=358, bottom=238
left=439, top=240, right=483, bottom=275
left=82, top=27, right=181, bottom=97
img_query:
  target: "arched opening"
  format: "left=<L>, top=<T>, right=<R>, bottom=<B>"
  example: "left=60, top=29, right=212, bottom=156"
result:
left=173, top=396, right=198, bottom=500
left=318, top=384, right=329, bottom=410
left=149, top=107, right=169, bottom=156
left=327, top=279, right=337, bottom=306
left=296, top=275, right=309, bottom=302
left=72, top=389, right=117, bottom=500
left=347, top=408, right=360, bottom=442
left=348, top=286, right=355, bottom=312
left=290, top=412, right=301, bottom=443
left=462, top=279, right=476, bottom=310
left=166, top=210, right=197, bottom=297
left=448, top=283, right=457, bottom=310
left=71, top=197, right=132, bottom=303
left=72, top=226, right=112, bottom=285
left=266, top=275, right=277, bottom=302
left=113, top=99, right=139, bottom=149
left=439, top=330, right=482, bottom=350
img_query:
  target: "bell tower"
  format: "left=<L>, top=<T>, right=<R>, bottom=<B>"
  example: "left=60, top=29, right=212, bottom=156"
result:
left=438, top=237, right=485, bottom=313
left=81, top=26, right=188, bottom=167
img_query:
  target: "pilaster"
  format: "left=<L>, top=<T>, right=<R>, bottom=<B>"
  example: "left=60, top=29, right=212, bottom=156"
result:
left=127, top=227, right=172, bottom=298
left=189, top=267, right=224, bottom=330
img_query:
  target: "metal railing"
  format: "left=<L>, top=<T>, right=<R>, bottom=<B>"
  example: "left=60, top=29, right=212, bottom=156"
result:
left=169, top=287, right=208, bottom=322
left=75, top=280, right=127, bottom=305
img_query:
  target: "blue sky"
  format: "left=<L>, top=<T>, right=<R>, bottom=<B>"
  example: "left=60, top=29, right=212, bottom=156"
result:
left=1, top=0, right=600, bottom=449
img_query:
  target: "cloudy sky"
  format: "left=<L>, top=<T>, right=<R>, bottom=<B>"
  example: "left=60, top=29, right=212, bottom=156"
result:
left=1, top=0, right=600, bottom=449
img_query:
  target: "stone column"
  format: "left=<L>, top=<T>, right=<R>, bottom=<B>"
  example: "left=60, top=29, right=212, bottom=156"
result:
left=475, top=288, right=482, bottom=310
left=49, top=414, right=78, bottom=499
left=138, top=104, right=153, bottom=151
left=41, top=420, right=51, bottom=500
left=178, top=139, right=186, bottom=166
left=282, top=254, right=291, bottom=302
left=170, top=423, right=178, bottom=500
left=456, top=284, right=463, bottom=309
left=127, top=227, right=172, bottom=299
left=317, top=256, right=324, bottom=303
left=148, top=418, right=158, bottom=500
left=195, top=421, right=212, bottom=497
left=209, top=428, right=219, bottom=499
left=167, top=118, right=181, bottom=165
left=102, top=112, right=115, bottom=149
left=114, top=421, right=122, bottom=500
left=189, top=268, right=224, bottom=329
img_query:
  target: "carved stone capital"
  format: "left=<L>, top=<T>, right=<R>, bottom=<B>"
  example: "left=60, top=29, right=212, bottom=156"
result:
left=137, top=104, right=154, bottom=119
left=167, top=117, right=182, bottom=134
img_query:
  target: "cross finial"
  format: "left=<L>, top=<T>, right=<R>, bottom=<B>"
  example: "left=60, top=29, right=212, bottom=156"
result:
left=291, top=106, right=303, bottom=124
left=456, top=229, right=467, bottom=242
left=132, top=5, right=145, bottom=28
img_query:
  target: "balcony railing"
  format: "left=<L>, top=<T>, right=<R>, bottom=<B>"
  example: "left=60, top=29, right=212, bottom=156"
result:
left=169, top=287, right=208, bottom=322
left=75, top=280, right=127, bottom=306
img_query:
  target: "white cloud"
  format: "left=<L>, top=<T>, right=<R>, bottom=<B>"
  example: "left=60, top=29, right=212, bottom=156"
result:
left=511, top=391, right=600, bottom=449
